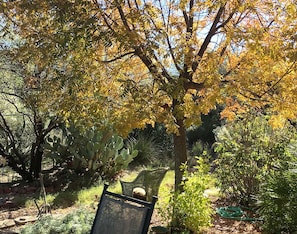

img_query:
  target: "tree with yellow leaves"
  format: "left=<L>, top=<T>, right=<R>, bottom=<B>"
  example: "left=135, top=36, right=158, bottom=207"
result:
left=1, top=0, right=297, bottom=190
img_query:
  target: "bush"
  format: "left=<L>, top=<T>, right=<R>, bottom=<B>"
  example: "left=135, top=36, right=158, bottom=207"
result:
left=213, top=114, right=296, bottom=205
left=190, top=140, right=212, bottom=158
left=158, top=156, right=214, bottom=233
left=127, top=123, right=174, bottom=166
left=258, top=161, right=297, bottom=233
left=20, top=208, right=94, bottom=234
left=127, top=134, right=160, bottom=166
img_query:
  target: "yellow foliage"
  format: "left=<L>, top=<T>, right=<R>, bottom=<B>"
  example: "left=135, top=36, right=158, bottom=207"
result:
left=269, top=115, right=288, bottom=129
left=2, top=0, right=297, bottom=135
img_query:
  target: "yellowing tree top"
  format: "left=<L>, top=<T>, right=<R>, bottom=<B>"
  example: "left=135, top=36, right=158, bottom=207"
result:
left=1, top=0, right=297, bottom=134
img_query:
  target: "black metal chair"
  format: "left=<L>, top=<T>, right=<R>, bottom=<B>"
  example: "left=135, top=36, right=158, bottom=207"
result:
left=120, top=167, right=169, bottom=201
left=90, top=184, right=157, bottom=234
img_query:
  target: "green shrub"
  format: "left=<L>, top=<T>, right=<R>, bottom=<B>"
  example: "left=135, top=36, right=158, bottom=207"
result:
left=128, top=124, right=174, bottom=165
left=213, top=114, right=296, bottom=205
left=20, top=208, right=94, bottom=234
left=190, top=140, right=212, bottom=158
left=258, top=162, right=297, bottom=233
left=127, top=134, right=161, bottom=166
left=158, top=156, right=214, bottom=233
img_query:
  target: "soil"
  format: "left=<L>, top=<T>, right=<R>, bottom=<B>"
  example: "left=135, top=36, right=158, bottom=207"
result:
left=150, top=198, right=262, bottom=234
left=0, top=196, right=262, bottom=234
left=205, top=214, right=262, bottom=234
left=0, top=169, right=262, bottom=234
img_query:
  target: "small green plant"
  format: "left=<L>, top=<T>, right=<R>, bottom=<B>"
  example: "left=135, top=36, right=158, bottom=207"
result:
left=158, top=156, right=214, bottom=233
left=20, top=208, right=94, bottom=234
left=258, top=161, right=297, bottom=233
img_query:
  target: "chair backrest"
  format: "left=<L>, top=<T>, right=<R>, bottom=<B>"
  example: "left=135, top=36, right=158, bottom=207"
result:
left=120, top=167, right=169, bottom=201
left=90, top=184, right=157, bottom=234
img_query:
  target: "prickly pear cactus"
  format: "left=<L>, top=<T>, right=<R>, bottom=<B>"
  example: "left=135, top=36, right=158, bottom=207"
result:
left=44, top=123, right=138, bottom=180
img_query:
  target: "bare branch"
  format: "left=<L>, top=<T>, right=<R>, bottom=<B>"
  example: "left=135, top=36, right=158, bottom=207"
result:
left=115, top=0, right=132, bottom=31
left=192, top=5, right=226, bottom=72
left=100, top=51, right=135, bottom=63
left=156, top=0, right=181, bottom=72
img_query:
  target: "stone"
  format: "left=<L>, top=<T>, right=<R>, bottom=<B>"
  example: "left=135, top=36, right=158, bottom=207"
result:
left=14, top=216, right=38, bottom=225
left=0, top=219, right=15, bottom=229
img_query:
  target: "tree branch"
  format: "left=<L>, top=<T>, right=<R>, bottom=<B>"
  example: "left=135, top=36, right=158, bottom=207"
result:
left=115, top=0, right=132, bottom=32
left=0, top=112, right=26, bottom=169
left=260, top=62, right=296, bottom=98
left=192, top=5, right=226, bottom=72
left=183, top=0, right=195, bottom=76
left=184, top=80, right=204, bottom=91
left=216, top=9, right=236, bottom=30
left=100, top=51, right=135, bottom=63
left=157, top=0, right=182, bottom=72
left=134, top=46, right=172, bottom=85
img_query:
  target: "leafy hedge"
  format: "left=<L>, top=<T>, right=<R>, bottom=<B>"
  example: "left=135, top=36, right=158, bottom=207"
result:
left=214, top=114, right=297, bottom=205
left=258, top=163, right=297, bottom=233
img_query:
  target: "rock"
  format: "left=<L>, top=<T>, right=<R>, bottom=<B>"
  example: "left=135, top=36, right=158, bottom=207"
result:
left=14, top=216, right=38, bottom=225
left=0, top=219, right=15, bottom=229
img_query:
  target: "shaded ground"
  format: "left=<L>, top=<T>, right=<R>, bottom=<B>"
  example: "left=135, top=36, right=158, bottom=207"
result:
left=0, top=168, right=262, bottom=233
left=151, top=198, right=262, bottom=234
left=205, top=214, right=261, bottom=234
left=0, top=197, right=262, bottom=234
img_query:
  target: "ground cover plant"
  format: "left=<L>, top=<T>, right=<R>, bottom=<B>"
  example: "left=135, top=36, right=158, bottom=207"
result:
left=20, top=208, right=94, bottom=234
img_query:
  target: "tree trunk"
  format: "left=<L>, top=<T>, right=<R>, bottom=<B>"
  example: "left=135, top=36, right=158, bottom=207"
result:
left=30, top=118, right=45, bottom=180
left=173, top=118, right=188, bottom=192
left=30, top=147, right=43, bottom=178
left=171, top=118, right=188, bottom=229
left=29, top=141, right=44, bottom=179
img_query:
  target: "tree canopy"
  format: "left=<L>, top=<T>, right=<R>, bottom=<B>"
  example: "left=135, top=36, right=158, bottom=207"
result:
left=1, top=0, right=297, bottom=189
